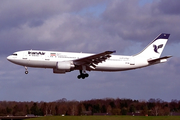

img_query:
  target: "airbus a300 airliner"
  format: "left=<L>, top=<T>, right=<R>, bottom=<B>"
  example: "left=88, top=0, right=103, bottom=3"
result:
left=7, top=33, right=171, bottom=79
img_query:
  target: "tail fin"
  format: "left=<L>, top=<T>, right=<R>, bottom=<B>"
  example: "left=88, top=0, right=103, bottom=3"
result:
left=134, top=33, right=170, bottom=59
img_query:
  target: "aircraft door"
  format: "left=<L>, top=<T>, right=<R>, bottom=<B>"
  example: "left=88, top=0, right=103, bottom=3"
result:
left=45, top=52, right=50, bottom=61
left=23, top=51, right=29, bottom=65
left=130, top=57, right=135, bottom=65
left=23, top=51, right=28, bottom=59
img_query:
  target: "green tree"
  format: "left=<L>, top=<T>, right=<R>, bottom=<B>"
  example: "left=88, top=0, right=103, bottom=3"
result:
left=30, top=103, right=40, bottom=115
left=129, top=105, right=135, bottom=113
left=121, top=107, right=128, bottom=115
left=112, top=108, right=121, bottom=115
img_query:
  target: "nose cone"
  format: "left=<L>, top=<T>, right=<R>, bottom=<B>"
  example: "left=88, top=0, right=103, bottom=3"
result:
left=7, top=56, right=11, bottom=61
left=7, top=52, right=19, bottom=64
left=7, top=55, right=13, bottom=62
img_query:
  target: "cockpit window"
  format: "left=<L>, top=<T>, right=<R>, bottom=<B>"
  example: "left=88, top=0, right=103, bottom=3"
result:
left=12, top=53, right=17, bottom=56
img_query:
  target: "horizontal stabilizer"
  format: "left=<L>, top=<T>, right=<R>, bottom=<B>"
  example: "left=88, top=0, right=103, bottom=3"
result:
left=148, top=56, right=172, bottom=64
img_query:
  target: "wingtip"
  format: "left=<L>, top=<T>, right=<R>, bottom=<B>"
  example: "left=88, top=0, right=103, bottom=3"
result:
left=105, top=51, right=116, bottom=54
left=112, top=50, right=116, bottom=53
left=167, top=55, right=172, bottom=58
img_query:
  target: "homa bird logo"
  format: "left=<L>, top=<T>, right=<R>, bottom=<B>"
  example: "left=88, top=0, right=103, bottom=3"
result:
left=153, top=44, right=163, bottom=53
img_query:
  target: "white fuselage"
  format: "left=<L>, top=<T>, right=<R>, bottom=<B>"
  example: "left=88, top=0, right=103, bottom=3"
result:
left=7, top=50, right=149, bottom=72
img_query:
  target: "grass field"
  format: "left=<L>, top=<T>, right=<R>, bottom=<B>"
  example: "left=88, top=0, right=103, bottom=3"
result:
left=27, top=116, right=180, bottom=120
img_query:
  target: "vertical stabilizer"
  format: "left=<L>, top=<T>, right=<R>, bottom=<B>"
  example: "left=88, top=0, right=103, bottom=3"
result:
left=134, top=33, right=170, bottom=59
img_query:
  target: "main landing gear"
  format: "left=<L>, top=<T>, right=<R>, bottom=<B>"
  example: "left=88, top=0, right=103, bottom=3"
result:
left=77, top=70, right=89, bottom=79
left=25, top=66, right=28, bottom=74
left=77, top=66, right=89, bottom=79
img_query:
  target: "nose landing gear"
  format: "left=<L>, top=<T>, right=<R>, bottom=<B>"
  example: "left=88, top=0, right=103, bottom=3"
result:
left=25, top=66, right=28, bottom=74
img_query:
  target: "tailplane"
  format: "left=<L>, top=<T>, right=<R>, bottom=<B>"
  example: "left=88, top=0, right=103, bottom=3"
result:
left=134, top=33, right=170, bottom=59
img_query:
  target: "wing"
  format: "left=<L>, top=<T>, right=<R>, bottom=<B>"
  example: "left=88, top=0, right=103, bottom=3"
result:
left=73, top=51, right=116, bottom=70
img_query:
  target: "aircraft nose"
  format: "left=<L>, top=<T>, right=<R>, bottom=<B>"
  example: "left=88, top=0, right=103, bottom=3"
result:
left=7, top=56, right=10, bottom=60
left=7, top=55, right=12, bottom=61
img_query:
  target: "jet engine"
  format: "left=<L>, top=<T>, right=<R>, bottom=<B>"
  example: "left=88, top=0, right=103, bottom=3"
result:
left=53, top=61, right=75, bottom=73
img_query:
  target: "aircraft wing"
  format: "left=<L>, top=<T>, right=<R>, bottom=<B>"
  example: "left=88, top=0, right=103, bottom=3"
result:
left=73, top=51, right=116, bottom=69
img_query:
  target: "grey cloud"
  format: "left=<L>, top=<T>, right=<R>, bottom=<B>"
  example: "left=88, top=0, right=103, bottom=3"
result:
left=1, top=12, right=129, bottom=55
left=102, top=0, right=180, bottom=43
left=0, top=0, right=114, bottom=55
left=156, top=0, right=180, bottom=15
left=0, top=0, right=104, bottom=30
left=28, top=19, right=44, bottom=28
left=2, top=0, right=179, bottom=55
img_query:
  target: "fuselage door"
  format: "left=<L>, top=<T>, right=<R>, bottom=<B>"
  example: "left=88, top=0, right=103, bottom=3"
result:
left=45, top=52, right=50, bottom=61
left=22, top=51, right=30, bottom=65
left=130, top=57, right=135, bottom=65
left=23, top=51, right=28, bottom=60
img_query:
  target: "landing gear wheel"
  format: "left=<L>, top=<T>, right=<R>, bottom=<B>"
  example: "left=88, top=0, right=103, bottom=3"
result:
left=77, top=73, right=89, bottom=79
left=85, top=74, right=89, bottom=77
left=82, top=75, right=85, bottom=79
left=77, top=75, right=81, bottom=79
left=78, top=68, right=89, bottom=79
left=25, top=71, right=28, bottom=74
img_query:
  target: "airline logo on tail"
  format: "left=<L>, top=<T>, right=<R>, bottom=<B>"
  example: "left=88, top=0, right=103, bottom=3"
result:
left=153, top=44, right=163, bottom=53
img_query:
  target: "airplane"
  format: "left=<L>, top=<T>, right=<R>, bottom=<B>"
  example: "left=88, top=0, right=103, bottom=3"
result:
left=7, top=33, right=171, bottom=79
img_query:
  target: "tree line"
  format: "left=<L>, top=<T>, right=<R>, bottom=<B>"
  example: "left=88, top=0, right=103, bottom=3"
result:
left=0, top=98, right=180, bottom=116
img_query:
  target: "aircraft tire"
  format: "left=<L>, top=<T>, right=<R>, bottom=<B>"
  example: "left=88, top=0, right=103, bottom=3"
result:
left=25, top=71, right=28, bottom=74
left=77, top=74, right=89, bottom=79
left=85, top=74, right=89, bottom=77
left=81, top=74, right=85, bottom=79
left=77, top=75, right=81, bottom=79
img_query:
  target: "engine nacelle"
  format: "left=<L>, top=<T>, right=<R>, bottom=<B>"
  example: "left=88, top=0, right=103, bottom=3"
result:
left=56, top=61, right=75, bottom=72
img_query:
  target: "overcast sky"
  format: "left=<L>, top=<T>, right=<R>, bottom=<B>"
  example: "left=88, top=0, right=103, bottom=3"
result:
left=0, top=0, right=180, bottom=102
